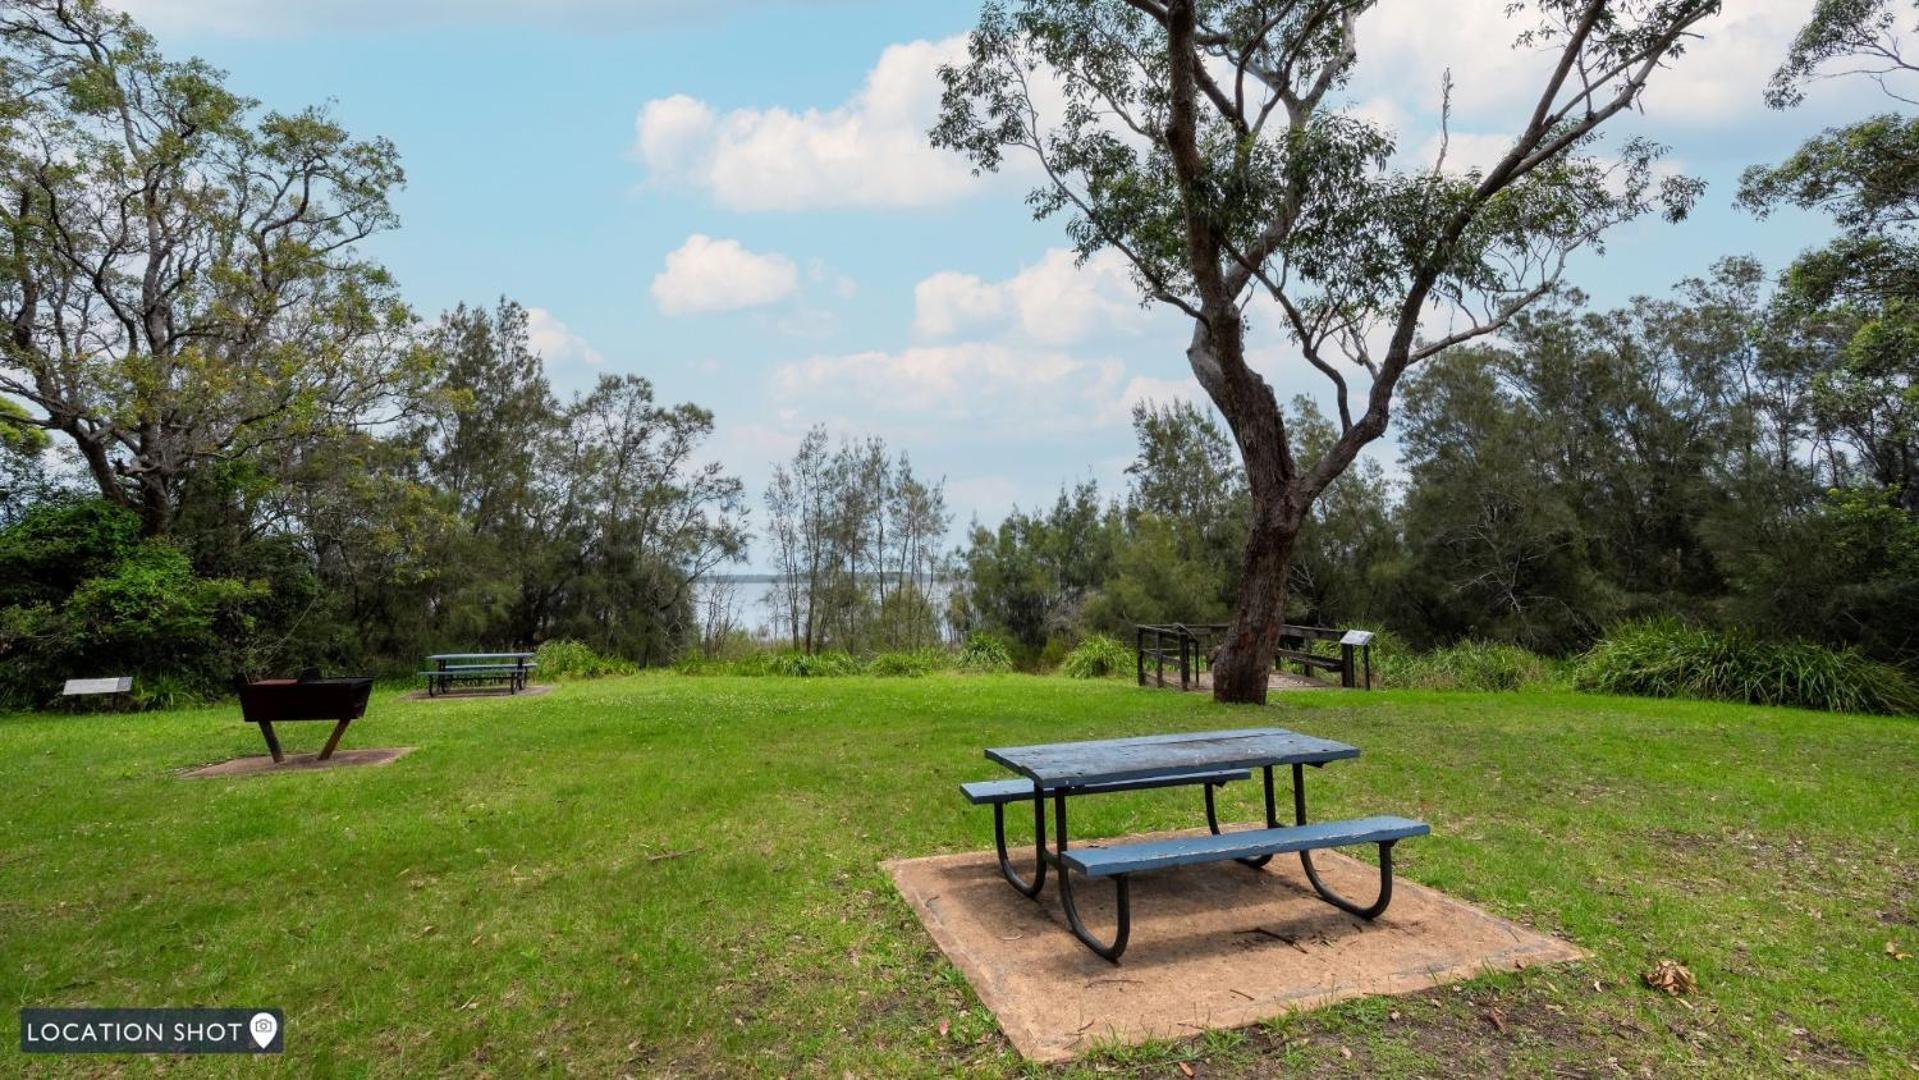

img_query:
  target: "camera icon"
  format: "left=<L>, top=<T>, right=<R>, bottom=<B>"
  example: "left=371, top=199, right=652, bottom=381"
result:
left=248, top=1012, right=279, bottom=1049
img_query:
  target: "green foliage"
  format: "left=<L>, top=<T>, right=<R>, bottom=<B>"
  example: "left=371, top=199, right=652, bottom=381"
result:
left=1575, top=621, right=1919, bottom=716
left=1058, top=634, right=1133, bottom=679
left=678, top=647, right=954, bottom=678
left=0, top=499, right=143, bottom=606
left=761, top=426, right=952, bottom=655
left=0, top=508, right=268, bottom=709
left=754, top=651, right=862, bottom=678
left=0, top=0, right=424, bottom=535
left=1766, top=0, right=1906, bottom=107
left=533, top=639, right=636, bottom=681
left=955, top=481, right=1115, bottom=654
left=678, top=649, right=862, bottom=678
left=955, top=631, right=1014, bottom=673
left=1377, top=639, right=1561, bottom=693
left=864, top=649, right=951, bottom=678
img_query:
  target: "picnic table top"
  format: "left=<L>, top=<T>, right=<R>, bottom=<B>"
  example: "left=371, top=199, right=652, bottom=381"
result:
left=986, top=726, right=1359, bottom=789
left=426, top=652, right=535, bottom=662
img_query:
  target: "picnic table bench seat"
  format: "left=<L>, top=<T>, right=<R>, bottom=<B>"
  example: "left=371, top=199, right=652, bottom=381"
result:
left=1061, top=815, right=1428, bottom=876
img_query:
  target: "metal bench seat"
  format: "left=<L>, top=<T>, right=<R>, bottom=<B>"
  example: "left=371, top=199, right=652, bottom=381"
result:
left=1046, top=812, right=1428, bottom=961
left=1061, top=815, right=1428, bottom=876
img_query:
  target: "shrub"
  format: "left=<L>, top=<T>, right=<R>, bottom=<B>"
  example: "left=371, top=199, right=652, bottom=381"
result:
left=1575, top=620, right=1919, bottom=716
left=534, top=639, right=636, bottom=680
left=1059, top=634, right=1133, bottom=679
left=1377, top=639, right=1559, bottom=692
left=720, top=649, right=861, bottom=677
left=956, top=631, right=1014, bottom=673
left=0, top=529, right=267, bottom=710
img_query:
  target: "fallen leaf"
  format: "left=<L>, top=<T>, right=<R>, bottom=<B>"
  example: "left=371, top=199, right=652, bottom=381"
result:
left=1339, top=1046, right=1353, bottom=1060
left=1485, top=1008, right=1508, bottom=1033
left=1177, top=1062, right=1196, bottom=1077
left=1643, top=959, right=1698, bottom=996
left=1887, top=941, right=1911, bottom=961
left=937, top=1018, right=949, bottom=1038
left=1388, top=1010, right=1401, bottom=1021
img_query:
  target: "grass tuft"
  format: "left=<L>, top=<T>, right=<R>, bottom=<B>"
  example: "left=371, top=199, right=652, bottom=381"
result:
left=1058, top=634, right=1134, bottom=678
left=533, top=639, right=636, bottom=680
left=1378, top=639, right=1562, bottom=692
left=1575, top=620, right=1919, bottom=716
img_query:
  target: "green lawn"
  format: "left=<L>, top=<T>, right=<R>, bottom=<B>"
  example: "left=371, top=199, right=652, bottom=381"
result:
left=1, top=675, right=1913, bottom=1076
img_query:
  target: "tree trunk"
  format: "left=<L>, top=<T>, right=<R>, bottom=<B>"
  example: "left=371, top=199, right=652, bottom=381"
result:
left=1212, top=494, right=1299, bottom=705
left=138, top=474, right=172, bottom=537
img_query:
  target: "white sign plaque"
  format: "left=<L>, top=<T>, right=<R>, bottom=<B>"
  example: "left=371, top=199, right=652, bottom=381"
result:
left=62, top=676, right=133, bottom=695
left=1339, top=630, right=1375, bottom=647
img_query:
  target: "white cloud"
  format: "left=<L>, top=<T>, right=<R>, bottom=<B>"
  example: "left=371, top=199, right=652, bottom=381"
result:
left=773, top=343, right=1129, bottom=429
left=1116, top=374, right=1206, bottom=418
left=1351, top=0, right=1823, bottom=141
left=913, top=249, right=1152, bottom=346
left=115, top=0, right=846, bottom=35
left=650, top=234, right=799, bottom=316
left=525, top=307, right=606, bottom=367
left=913, top=271, right=1007, bottom=339
left=632, top=37, right=985, bottom=211
left=771, top=307, right=841, bottom=340
left=807, top=258, right=860, bottom=300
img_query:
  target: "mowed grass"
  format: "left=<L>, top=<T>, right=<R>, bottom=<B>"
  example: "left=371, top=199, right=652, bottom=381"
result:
left=0, top=675, right=1914, bottom=1077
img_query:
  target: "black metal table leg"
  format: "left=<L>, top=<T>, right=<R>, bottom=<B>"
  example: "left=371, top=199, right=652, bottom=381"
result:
left=1051, top=789, right=1130, bottom=963
left=1214, top=766, right=1277, bottom=869
left=995, top=783, right=1047, bottom=898
left=1292, top=761, right=1400, bottom=920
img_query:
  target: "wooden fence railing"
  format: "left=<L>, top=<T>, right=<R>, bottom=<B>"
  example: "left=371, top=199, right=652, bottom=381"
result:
left=1136, top=623, right=1374, bottom=691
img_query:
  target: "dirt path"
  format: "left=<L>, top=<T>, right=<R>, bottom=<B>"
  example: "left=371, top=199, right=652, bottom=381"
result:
left=1159, top=670, right=1333, bottom=693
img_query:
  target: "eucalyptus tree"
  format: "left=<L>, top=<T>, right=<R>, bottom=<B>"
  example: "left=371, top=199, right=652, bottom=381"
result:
left=934, top=0, right=1719, bottom=701
left=1743, top=0, right=1919, bottom=509
left=0, top=0, right=427, bottom=537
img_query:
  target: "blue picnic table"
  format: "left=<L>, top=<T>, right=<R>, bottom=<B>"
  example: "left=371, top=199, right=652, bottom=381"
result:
left=964, top=726, right=1429, bottom=962
left=420, top=652, right=536, bottom=697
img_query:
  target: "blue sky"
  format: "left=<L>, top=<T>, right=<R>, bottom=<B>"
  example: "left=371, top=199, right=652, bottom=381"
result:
left=120, top=0, right=1870, bottom=565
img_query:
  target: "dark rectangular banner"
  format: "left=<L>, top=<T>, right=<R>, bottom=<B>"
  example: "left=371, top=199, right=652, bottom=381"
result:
left=20, top=1008, right=283, bottom=1054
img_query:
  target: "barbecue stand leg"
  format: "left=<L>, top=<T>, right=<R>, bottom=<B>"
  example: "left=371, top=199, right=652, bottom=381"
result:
left=257, top=721, right=284, bottom=764
left=318, top=718, right=350, bottom=761
left=994, top=789, right=1047, bottom=899
left=1291, top=761, right=1399, bottom=919
left=1052, top=791, right=1130, bottom=963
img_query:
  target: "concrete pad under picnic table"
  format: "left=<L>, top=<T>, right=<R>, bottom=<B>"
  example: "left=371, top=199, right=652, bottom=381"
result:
left=180, top=747, right=416, bottom=778
left=885, top=832, right=1587, bottom=1063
